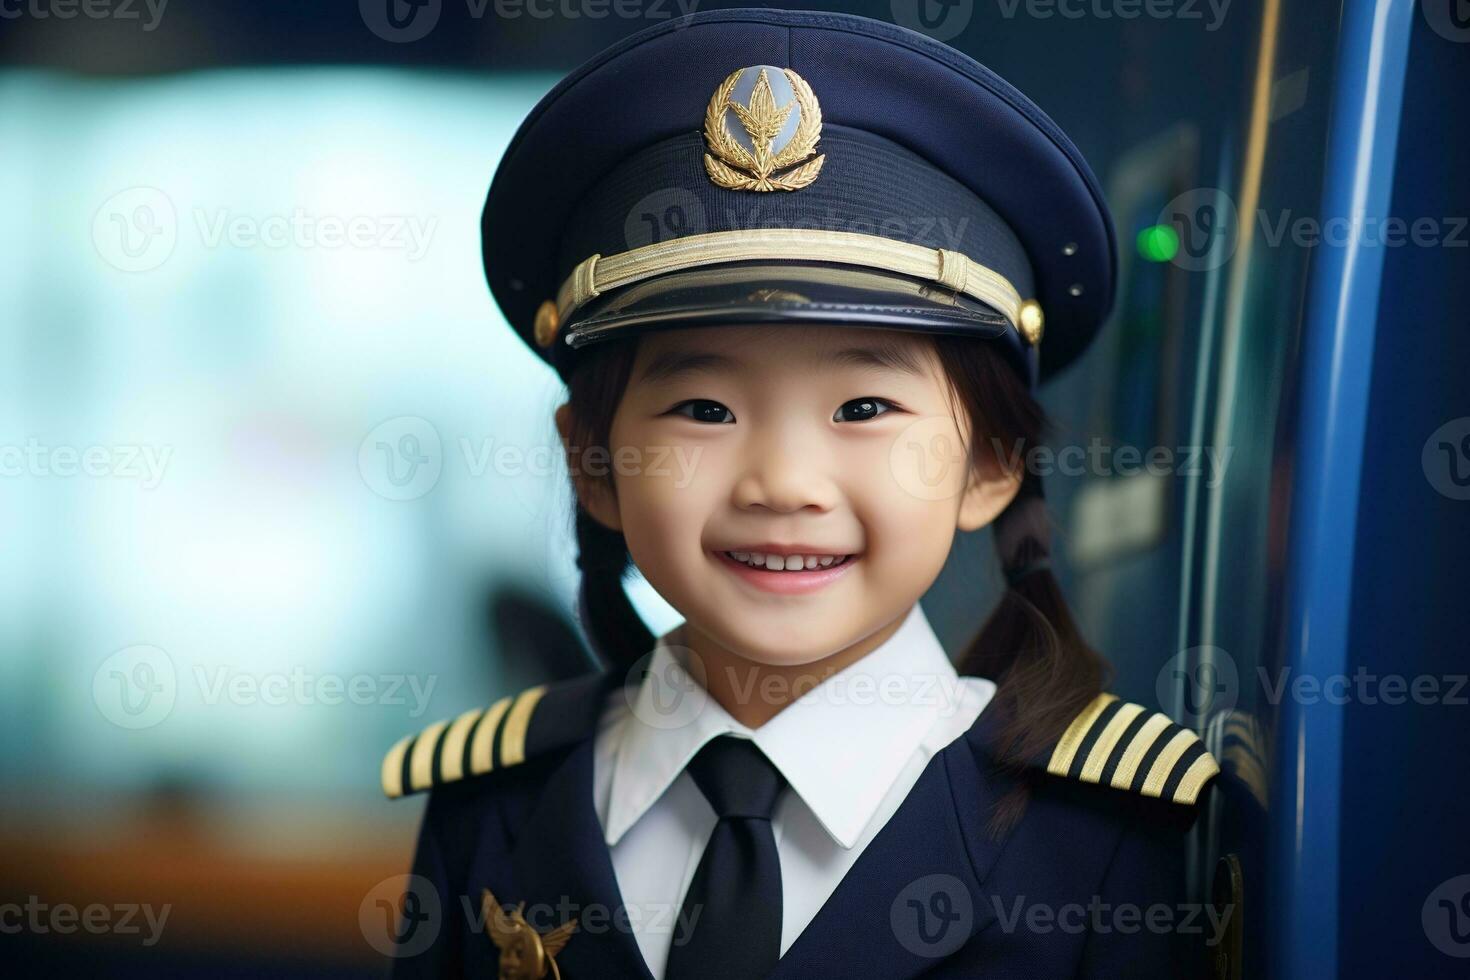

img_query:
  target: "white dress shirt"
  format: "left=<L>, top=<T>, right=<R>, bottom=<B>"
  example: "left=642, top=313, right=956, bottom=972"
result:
left=590, top=603, right=996, bottom=978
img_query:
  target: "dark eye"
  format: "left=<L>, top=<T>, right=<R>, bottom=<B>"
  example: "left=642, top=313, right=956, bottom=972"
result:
left=833, top=397, right=896, bottom=422
left=672, top=399, right=736, bottom=424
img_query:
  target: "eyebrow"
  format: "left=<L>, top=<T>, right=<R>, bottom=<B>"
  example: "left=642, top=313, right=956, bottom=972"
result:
left=635, top=350, right=742, bottom=385
left=634, top=338, right=927, bottom=385
left=827, top=341, right=927, bottom=376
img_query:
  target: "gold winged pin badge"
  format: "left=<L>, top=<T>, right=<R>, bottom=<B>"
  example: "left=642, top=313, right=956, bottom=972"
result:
left=703, top=66, right=825, bottom=192
left=483, top=888, right=578, bottom=980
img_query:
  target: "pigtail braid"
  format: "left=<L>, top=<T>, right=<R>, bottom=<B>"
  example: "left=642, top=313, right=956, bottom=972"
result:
left=563, top=336, right=653, bottom=670
left=573, top=506, right=653, bottom=669
left=958, top=472, right=1109, bottom=835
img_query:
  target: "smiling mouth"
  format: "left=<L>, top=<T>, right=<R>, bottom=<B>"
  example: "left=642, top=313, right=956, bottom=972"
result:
left=720, top=550, right=857, bottom=571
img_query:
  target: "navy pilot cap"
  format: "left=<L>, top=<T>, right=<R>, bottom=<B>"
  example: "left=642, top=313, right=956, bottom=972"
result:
left=481, top=8, right=1117, bottom=387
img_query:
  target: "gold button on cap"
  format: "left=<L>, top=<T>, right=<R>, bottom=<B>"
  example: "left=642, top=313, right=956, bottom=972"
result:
left=533, top=299, right=559, bottom=348
left=1018, top=299, right=1044, bottom=346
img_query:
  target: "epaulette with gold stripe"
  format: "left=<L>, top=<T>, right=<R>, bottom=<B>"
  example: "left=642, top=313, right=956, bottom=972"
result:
left=381, top=673, right=613, bottom=800
left=1041, top=693, right=1219, bottom=806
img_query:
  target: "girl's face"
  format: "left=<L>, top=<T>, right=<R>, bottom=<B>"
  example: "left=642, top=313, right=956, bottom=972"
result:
left=569, top=324, right=1020, bottom=668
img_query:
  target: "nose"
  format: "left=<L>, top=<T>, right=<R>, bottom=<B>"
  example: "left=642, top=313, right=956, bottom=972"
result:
left=730, top=428, right=840, bottom=514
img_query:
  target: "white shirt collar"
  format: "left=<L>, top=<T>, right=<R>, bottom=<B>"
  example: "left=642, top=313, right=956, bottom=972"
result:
left=605, top=603, right=967, bottom=850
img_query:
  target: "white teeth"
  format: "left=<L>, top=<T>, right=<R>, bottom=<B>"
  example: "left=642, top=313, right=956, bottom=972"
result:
left=725, top=551, right=850, bottom=571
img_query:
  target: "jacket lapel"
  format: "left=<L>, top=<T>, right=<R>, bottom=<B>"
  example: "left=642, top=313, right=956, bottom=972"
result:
left=769, top=712, right=1020, bottom=979
left=507, top=736, right=655, bottom=980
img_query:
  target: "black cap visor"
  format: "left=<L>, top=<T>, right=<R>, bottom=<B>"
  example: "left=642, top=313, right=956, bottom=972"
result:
left=560, top=261, right=1023, bottom=372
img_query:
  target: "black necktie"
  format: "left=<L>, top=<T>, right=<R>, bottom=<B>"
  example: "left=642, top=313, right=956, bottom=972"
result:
left=664, top=735, right=787, bottom=980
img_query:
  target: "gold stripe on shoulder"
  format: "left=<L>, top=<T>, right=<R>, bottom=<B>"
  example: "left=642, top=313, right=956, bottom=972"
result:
left=1047, top=693, right=1118, bottom=777
left=1042, top=695, right=1221, bottom=806
left=1110, top=712, right=1172, bottom=790
left=498, top=684, right=548, bottom=768
left=381, top=733, right=414, bottom=799
left=438, top=706, right=486, bottom=783
left=380, top=690, right=516, bottom=799
left=408, top=719, right=451, bottom=794
left=1140, top=729, right=1199, bottom=799
left=1077, top=701, right=1146, bottom=784
left=469, top=696, right=514, bottom=777
left=1173, top=751, right=1221, bottom=805
left=380, top=681, right=596, bottom=800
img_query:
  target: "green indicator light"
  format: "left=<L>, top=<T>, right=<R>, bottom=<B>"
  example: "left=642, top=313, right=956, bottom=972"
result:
left=1136, top=224, right=1179, bottom=262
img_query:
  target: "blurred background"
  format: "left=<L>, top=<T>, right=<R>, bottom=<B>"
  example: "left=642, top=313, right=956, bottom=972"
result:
left=3, top=1, right=1468, bottom=977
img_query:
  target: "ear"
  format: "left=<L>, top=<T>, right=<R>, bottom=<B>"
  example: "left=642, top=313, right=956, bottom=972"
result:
left=955, top=459, right=1022, bottom=532
left=555, top=402, right=623, bottom=532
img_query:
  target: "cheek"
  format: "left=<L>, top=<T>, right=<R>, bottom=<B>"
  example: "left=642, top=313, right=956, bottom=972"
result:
left=607, top=423, right=731, bottom=561
left=617, top=478, right=705, bottom=563
left=857, top=417, right=968, bottom=566
left=857, top=488, right=960, bottom=574
left=884, top=414, right=974, bottom=503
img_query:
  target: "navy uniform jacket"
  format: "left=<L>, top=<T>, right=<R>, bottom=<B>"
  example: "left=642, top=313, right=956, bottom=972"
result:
left=381, top=672, right=1219, bottom=979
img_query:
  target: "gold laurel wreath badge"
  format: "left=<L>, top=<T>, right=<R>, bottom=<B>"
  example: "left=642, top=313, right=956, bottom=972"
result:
left=703, top=67, right=825, bottom=192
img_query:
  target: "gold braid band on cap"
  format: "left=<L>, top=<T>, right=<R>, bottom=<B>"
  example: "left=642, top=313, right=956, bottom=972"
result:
left=547, top=228, right=1034, bottom=345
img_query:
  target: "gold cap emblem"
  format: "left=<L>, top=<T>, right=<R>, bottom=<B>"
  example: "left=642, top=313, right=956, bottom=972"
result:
left=703, top=66, right=825, bottom=192
left=484, top=888, right=577, bottom=980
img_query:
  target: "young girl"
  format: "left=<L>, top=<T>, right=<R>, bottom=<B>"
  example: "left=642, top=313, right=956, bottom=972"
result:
left=382, top=9, right=1218, bottom=979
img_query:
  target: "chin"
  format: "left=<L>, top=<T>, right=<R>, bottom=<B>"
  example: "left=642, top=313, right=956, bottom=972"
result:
left=696, top=616, right=853, bottom=667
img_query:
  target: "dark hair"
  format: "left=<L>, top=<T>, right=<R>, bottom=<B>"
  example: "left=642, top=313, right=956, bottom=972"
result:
left=561, top=331, right=1109, bottom=834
